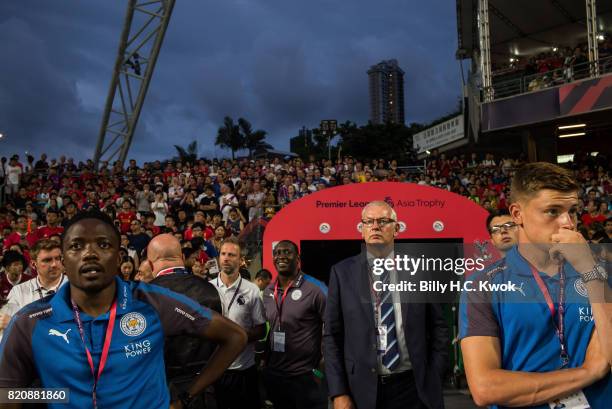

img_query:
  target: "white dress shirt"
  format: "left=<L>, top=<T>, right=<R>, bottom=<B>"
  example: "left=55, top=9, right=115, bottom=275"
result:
left=1, top=275, right=67, bottom=316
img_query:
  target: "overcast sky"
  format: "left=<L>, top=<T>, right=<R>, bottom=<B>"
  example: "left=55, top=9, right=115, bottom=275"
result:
left=0, top=0, right=461, bottom=163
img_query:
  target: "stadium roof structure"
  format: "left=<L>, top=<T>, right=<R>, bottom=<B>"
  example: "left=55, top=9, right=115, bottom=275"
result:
left=457, top=0, right=612, bottom=63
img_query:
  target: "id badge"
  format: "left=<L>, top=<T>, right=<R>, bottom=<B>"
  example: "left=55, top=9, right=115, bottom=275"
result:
left=272, top=331, right=286, bottom=352
left=548, top=391, right=590, bottom=409
left=376, top=325, right=387, bottom=353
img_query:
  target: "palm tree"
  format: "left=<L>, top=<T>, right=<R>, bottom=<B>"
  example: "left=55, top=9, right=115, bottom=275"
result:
left=174, top=140, right=197, bottom=163
left=238, top=118, right=270, bottom=158
left=216, top=116, right=244, bottom=159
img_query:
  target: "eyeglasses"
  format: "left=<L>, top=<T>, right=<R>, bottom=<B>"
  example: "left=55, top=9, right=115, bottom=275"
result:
left=489, top=222, right=517, bottom=234
left=361, top=218, right=396, bottom=227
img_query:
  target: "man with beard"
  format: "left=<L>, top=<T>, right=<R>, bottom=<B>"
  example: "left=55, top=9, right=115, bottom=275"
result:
left=0, top=239, right=66, bottom=331
left=210, top=237, right=266, bottom=409
left=487, top=209, right=519, bottom=257
left=0, top=210, right=247, bottom=409
left=262, top=240, right=328, bottom=409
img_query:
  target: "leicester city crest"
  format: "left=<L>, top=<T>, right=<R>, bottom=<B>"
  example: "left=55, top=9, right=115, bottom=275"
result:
left=120, top=312, right=147, bottom=337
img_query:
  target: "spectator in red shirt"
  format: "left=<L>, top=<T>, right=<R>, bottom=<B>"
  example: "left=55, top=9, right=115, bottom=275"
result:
left=3, top=215, right=38, bottom=250
left=142, top=212, right=160, bottom=237
left=117, top=200, right=137, bottom=234
left=581, top=200, right=607, bottom=227
left=37, top=208, right=64, bottom=240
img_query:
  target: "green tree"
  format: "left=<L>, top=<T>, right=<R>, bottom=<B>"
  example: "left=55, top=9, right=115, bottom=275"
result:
left=339, top=122, right=415, bottom=162
left=215, top=116, right=244, bottom=160
left=238, top=118, right=271, bottom=158
left=174, top=140, right=197, bottom=163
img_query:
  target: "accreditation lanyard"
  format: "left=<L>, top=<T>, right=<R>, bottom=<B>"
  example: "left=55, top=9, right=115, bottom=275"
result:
left=218, top=277, right=243, bottom=313
left=36, top=275, right=65, bottom=299
left=156, top=267, right=178, bottom=277
left=367, top=259, right=390, bottom=321
left=273, top=279, right=293, bottom=331
left=71, top=299, right=117, bottom=409
left=367, top=271, right=384, bottom=319
left=529, top=264, right=569, bottom=367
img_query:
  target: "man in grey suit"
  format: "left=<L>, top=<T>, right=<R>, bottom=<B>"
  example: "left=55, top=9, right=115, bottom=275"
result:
left=324, top=200, right=448, bottom=409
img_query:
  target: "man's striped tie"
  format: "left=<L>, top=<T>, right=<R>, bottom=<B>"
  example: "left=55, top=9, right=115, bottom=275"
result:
left=380, top=270, right=400, bottom=370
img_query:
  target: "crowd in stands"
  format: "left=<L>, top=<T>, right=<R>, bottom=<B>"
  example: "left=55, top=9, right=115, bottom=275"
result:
left=0, top=150, right=610, bottom=304
left=491, top=37, right=612, bottom=93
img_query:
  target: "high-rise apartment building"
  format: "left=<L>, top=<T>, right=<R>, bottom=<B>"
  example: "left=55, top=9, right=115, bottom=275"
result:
left=368, top=59, right=405, bottom=125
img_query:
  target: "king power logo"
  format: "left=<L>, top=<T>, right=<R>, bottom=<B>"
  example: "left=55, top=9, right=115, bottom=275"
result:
left=124, top=339, right=152, bottom=358
left=578, top=307, right=593, bottom=322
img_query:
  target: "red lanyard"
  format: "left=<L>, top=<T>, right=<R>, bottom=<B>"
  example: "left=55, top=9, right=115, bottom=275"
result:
left=156, top=267, right=177, bottom=277
left=528, top=263, right=569, bottom=367
left=273, top=279, right=293, bottom=330
left=71, top=299, right=117, bottom=409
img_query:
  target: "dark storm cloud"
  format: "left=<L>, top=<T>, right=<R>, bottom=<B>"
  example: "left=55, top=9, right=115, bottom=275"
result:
left=0, top=0, right=460, bottom=163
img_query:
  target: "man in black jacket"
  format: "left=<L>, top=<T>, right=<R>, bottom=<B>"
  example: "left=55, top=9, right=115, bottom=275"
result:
left=147, top=234, right=223, bottom=408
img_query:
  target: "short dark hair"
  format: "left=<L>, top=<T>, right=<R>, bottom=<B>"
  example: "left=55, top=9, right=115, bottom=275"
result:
left=274, top=240, right=299, bottom=255
left=182, top=247, right=197, bottom=259
left=191, top=222, right=204, bottom=230
left=486, top=209, right=510, bottom=231
left=62, top=209, right=120, bottom=245
left=3, top=250, right=26, bottom=269
left=191, top=237, right=205, bottom=250
left=255, top=269, right=272, bottom=280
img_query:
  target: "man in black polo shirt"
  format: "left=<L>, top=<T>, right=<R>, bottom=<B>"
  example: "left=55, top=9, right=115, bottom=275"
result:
left=262, top=240, right=328, bottom=409
left=128, top=219, right=150, bottom=254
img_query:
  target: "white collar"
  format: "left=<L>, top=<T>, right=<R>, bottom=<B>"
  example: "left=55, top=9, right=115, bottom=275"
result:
left=217, top=273, right=241, bottom=289
left=37, top=274, right=65, bottom=292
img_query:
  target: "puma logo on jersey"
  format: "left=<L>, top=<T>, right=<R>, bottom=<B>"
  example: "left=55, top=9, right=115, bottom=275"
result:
left=49, top=328, right=71, bottom=344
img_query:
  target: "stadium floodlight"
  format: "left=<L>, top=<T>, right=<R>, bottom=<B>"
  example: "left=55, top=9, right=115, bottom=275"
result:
left=552, top=47, right=558, bottom=52
left=597, top=34, right=605, bottom=41
left=0, top=133, right=3, bottom=139
left=557, top=124, right=586, bottom=130
left=558, top=132, right=586, bottom=138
